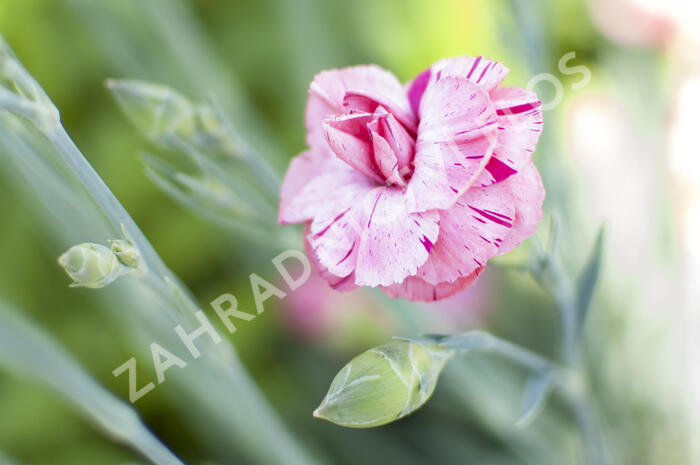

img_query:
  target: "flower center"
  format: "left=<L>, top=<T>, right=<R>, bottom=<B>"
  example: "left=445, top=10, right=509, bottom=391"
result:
left=323, top=95, right=417, bottom=187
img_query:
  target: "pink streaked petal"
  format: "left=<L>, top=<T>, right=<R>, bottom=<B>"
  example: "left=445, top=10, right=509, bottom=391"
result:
left=343, top=91, right=417, bottom=134
left=279, top=149, right=348, bottom=224
left=430, top=56, right=509, bottom=92
left=308, top=180, right=377, bottom=278
left=376, top=111, right=414, bottom=172
left=323, top=112, right=385, bottom=183
left=303, top=224, right=358, bottom=292
left=498, top=161, right=545, bottom=254
left=382, top=267, right=484, bottom=302
left=370, top=129, right=406, bottom=187
left=306, top=65, right=413, bottom=149
left=282, top=166, right=370, bottom=225
left=368, top=112, right=414, bottom=186
left=406, top=76, right=499, bottom=212
left=477, top=87, right=543, bottom=186
left=406, top=68, right=432, bottom=119
left=354, top=187, right=440, bottom=287
left=415, top=181, right=516, bottom=285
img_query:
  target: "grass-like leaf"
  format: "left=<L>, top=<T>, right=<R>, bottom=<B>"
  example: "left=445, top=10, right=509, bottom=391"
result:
left=0, top=302, right=184, bottom=465
left=576, top=227, right=605, bottom=329
left=0, top=34, right=323, bottom=465
left=515, top=369, right=555, bottom=428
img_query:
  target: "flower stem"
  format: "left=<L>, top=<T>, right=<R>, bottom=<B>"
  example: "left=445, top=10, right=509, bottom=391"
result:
left=533, top=250, right=612, bottom=465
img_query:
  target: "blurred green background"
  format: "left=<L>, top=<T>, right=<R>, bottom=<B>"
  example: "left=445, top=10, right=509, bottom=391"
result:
left=0, top=0, right=694, bottom=464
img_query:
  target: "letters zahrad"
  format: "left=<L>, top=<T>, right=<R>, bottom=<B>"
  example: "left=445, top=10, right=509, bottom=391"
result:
left=112, top=250, right=310, bottom=403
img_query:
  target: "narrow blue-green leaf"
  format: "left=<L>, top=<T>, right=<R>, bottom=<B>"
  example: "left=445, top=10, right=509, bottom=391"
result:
left=0, top=451, right=21, bottom=465
left=515, top=369, right=555, bottom=428
left=0, top=302, right=185, bottom=465
left=547, top=212, right=560, bottom=255
left=576, top=226, right=605, bottom=328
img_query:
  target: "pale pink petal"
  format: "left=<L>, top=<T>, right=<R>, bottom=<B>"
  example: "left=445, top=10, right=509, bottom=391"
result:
left=382, top=267, right=484, bottom=302
left=368, top=111, right=414, bottom=186
left=303, top=224, right=358, bottom=292
left=306, top=65, right=414, bottom=149
left=406, top=68, right=432, bottom=119
left=343, top=91, right=417, bottom=134
left=323, top=112, right=384, bottom=182
left=279, top=149, right=346, bottom=223
left=406, top=76, right=499, bottom=213
left=404, top=57, right=508, bottom=122
left=430, top=56, right=509, bottom=92
left=477, top=87, right=543, bottom=185
left=373, top=111, right=414, bottom=172
left=308, top=179, right=376, bottom=278
left=415, top=181, right=517, bottom=285
left=498, top=161, right=545, bottom=253
left=354, top=187, right=440, bottom=287
left=280, top=166, right=368, bottom=225
left=370, top=130, right=405, bottom=187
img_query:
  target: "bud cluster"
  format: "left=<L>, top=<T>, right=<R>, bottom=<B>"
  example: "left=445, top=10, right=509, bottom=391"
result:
left=58, top=225, right=145, bottom=289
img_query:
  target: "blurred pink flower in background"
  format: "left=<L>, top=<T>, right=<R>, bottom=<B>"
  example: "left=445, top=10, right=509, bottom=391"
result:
left=590, top=0, right=700, bottom=48
left=279, top=57, right=545, bottom=302
left=589, top=0, right=675, bottom=47
left=280, top=263, right=491, bottom=347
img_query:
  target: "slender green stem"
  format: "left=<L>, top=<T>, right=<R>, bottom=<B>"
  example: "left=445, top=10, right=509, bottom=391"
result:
left=530, top=248, right=612, bottom=465
left=556, top=369, right=611, bottom=465
left=440, top=331, right=552, bottom=373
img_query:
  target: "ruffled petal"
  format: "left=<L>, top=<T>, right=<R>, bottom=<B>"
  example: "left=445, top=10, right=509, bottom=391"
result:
left=406, top=76, right=499, bottom=213
left=368, top=111, right=414, bottom=186
left=280, top=165, right=368, bottom=225
left=323, top=112, right=384, bottom=182
left=308, top=178, right=377, bottom=278
left=370, top=130, right=405, bottom=187
left=354, top=187, right=440, bottom=287
left=498, top=160, right=545, bottom=253
left=405, top=57, right=509, bottom=121
left=415, top=180, right=517, bottom=285
left=343, top=92, right=417, bottom=135
left=477, top=87, right=543, bottom=186
left=279, top=149, right=348, bottom=223
left=306, top=65, right=414, bottom=149
left=430, top=56, right=509, bottom=92
left=303, top=224, right=358, bottom=292
left=406, top=68, right=432, bottom=120
left=382, top=267, right=484, bottom=302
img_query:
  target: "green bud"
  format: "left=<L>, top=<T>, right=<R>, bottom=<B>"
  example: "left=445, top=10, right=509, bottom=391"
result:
left=313, top=340, right=452, bottom=428
left=108, top=225, right=146, bottom=277
left=109, top=239, right=140, bottom=268
left=106, top=79, right=195, bottom=146
left=191, top=104, right=241, bottom=157
left=106, top=79, right=239, bottom=157
left=58, top=243, right=125, bottom=289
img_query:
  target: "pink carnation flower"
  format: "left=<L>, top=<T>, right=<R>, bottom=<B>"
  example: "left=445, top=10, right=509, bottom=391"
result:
left=279, top=56, right=544, bottom=302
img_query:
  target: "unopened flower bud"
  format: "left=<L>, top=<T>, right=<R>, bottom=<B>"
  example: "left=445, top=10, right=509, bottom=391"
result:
left=192, top=104, right=241, bottom=157
left=106, top=79, right=240, bottom=157
left=58, top=243, right=124, bottom=289
left=313, top=339, right=452, bottom=428
left=109, top=239, right=145, bottom=278
left=107, top=224, right=146, bottom=277
left=106, top=79, right=195, bottom=145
